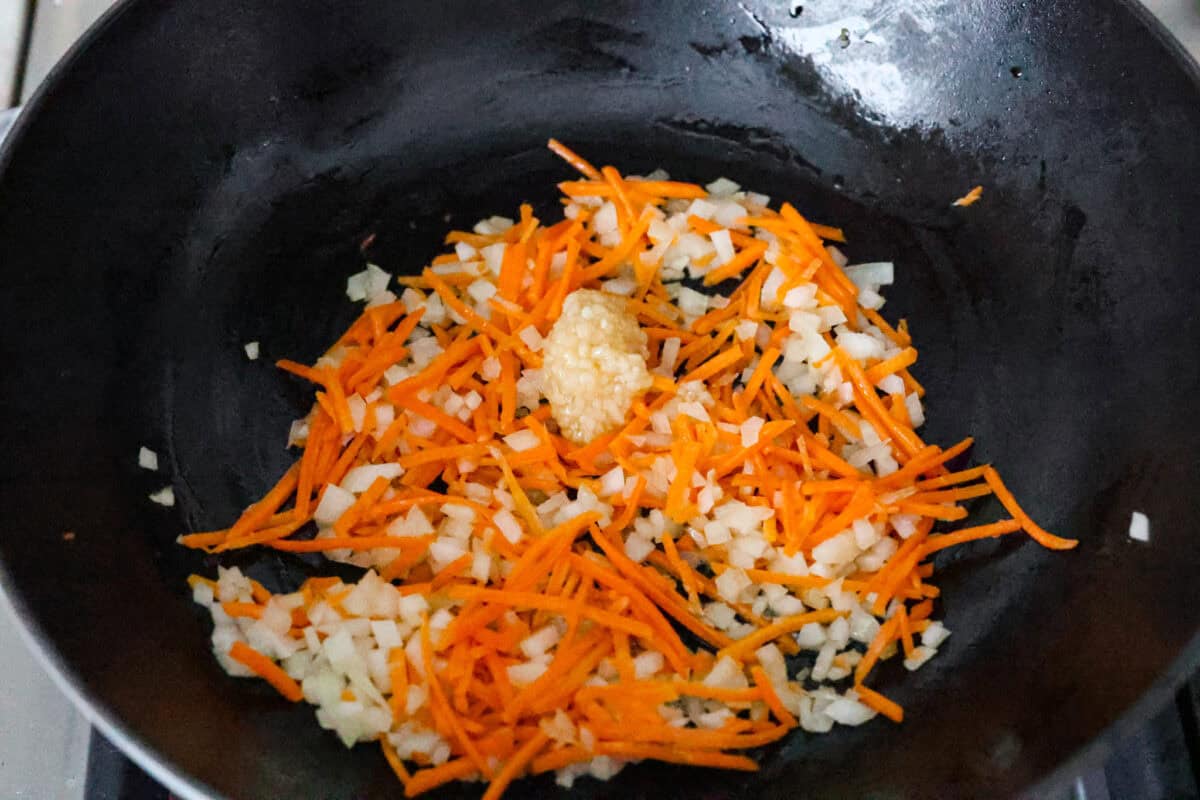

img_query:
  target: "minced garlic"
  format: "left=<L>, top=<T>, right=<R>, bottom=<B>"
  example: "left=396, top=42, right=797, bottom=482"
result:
left=541, top=289, right=653, bottom=444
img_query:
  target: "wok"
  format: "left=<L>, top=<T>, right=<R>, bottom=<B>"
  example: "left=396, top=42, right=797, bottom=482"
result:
left=1, top=1, right=1199, bottom=798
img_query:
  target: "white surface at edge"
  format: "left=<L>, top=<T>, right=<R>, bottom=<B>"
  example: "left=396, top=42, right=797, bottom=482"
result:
left=0, top=593, right=88, bottom=800
left=0, top=1, right=1196, bottom=798
left=0, top=581, right=211, bottom=800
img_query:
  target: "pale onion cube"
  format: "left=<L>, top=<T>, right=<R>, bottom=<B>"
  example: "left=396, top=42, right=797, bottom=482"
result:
left=602, top=277, right=637, bottom=296
left=480, top=243, right=507, bottom=275
left=678, top=400, right=710, bottom=422
left=345, top=271, right=369, bottom=302
left=633, top=651, right=664, bottom=679
left=503, top=429, right=542, bottom=452
left=773, top=594, right=806, bottom=616
left=905, top=393, right=925, bottom=427
left=878, top=374, right=905, bottom=395
left=471, top=551, right=492, bottom=583
left=658, top=337, right=682, bottom=373
left=480, top=356, right=501, bottom=381
left=371, top=620, right=402, bottom=650
left=704, top=520, right=732, bottom=546
left=520, top=626, right=562, bottom=660
left=922, top=621, right=951, bottom=649
left=347, top=394, right=367, bottom=432
left=399, top=288, right=424, bottom=313
left=709, top=229, right=735, bottom=266
left=812, top=530, right=859, bottom=565
left=789, top=310, right=821, bottom=335
left=492, top=509, right=524, bottom=544
left=353, top=264, right=392, bottom=302
left=677, top=286, right=709, bottom=318
left=507, top=661, right=548, bottom=686
left=138, top=446, right=159, bottom=471
left=858, top=288, right=886, bottom=310
left=598, top=466, right=626, bottom=497
left=383, top=364, right=410, bottom=386
left=825, top=696, right=876, bottom=726
left=466, top=279, right=497, bottom=303
left=341, top=463, right=403, bottom=494
left=624, top=534, right=655, bottom=564
left=648, top=219, right=675, bottom=244
left=782, top=284, right=818, bottom=309
left=686, top=198, right=718, bottom=220
left=148, top=486, right=175, bottom=507
left=852, top=518, right=880, bottom=549
left=904, top=646, right=937, bottom=671
left=703, top=602, right=737, bottom=630
left=796, top=622, right=826, bottom=649
left=760, top=267, right=786, bottom=306
left=475, top=215, right=514, bottom=235
left=243, top=341, right=260, bottom=360
left=518, top=326, right=544, bottom=352
left=702, top=655, right=748, bottom=689
left=405, top=685, right=428, bottom=715
left=835, top=329, right=886, bottom=361
left=705, top=177, right=741, bottom=196
left=429, top=537, right=467, bottom=566
left=715, top=567, right=751, bottom=603
left=1129, top=510, right=1150, bottom=542
left=815, top=304, right=848, bottom=329
left=386, top=505, right=434, bottom=538
left=770, top=550, right=809, bottom=576
left=713, top=201, right=748, bottom=229
left=594, top=202, right=619, bottom=235
left=844, top=261, right=895, bottom=288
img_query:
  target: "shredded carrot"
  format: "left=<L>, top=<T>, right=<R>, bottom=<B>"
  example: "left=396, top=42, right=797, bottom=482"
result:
left=952, top=185, right=984, bottom=207
left=181, top=142, right=1076, bottom=799
left=228, top=642, right=303, bottom=702
left=718, top=609, right=844, bottom=662
left=855, top=684, right=904, bottom=723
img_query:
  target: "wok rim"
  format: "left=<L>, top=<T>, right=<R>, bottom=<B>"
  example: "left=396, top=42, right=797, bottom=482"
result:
left=0, top=1, right=1197, bottom=798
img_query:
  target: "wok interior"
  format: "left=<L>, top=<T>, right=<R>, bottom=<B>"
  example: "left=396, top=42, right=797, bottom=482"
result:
left=0, top=1, right=1198, bottom=798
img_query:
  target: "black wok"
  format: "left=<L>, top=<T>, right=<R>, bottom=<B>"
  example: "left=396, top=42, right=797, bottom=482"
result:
left=1, top=1, right=1199, bottom=798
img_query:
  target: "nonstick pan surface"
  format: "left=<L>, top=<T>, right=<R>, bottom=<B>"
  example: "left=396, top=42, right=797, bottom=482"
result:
left=1, top=1, right=1199, bottom=798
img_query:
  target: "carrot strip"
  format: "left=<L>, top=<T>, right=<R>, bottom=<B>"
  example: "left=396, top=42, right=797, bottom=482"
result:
left=547, top=138, right=602, bottom=180
left=402, top=397, right=479, bottom=443
left=481, top=731, right=550, bottom=800
left=855, top=684, right=904, bottom=723
left=704, top=240, right=769, bottom=286
left=855, top=614, right=902, bottom=685
left=679, top=346, right=745, bottom=386
left=751, top=666, right=798, bottom=727
left=982, top=467, right=1079, bottom=550
left=420, top=620, right=490, bottom=776
left=268, top=535, right=432, bottom=553
left=446, top=585, right=654, bottom=640
left=405, top=758, right=479, bottom=798
left=718, top=609, right=845, bottom=662
left=222, top=462, right=301, bottom=545
left=381, top=740, right=413, bottom=790
left=228, top=641, right=303, bottom=702
left=865, top=347, right=919, bottom=384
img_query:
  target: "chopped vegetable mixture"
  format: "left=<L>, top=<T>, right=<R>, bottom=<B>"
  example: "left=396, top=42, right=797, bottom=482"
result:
left=181, top=140, right=1074, bottom=798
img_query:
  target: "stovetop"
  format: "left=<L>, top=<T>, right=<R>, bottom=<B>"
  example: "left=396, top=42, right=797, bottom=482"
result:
left=1, top=2, right=1199, bottom=799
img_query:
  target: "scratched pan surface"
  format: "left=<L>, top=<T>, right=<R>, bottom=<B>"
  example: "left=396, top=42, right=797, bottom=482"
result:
left=1, top=1, right=1199, bottom=798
